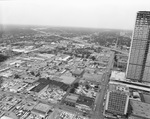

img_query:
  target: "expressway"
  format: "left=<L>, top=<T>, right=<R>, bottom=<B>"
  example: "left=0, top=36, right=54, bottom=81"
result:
left=32, top=28, right=128, bottom=56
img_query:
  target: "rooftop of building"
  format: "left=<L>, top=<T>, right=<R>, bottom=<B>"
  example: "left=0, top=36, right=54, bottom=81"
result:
left=32, top=103, right=51, bottom=114
left=37, top=53, right=55, bottom=59
left=130, top=99, right=150, bottom=119
left=65, top=93, right=79, bottom=102
left=108, top=83, right=129, bottom=93
left=1, top=116, right=13, bottom=119
left=59, top=75, right=75, bottom=84
left=83, top=71, right=103, bottom=82
left=110, top=71, right=126, bottom=81
left=142, top=93, right=150, bottom=104
left=71, top=68, right=84, bottom=75
left=106, top=91, right=129, bottom=115
left=76, top=95, right=94, bottom=107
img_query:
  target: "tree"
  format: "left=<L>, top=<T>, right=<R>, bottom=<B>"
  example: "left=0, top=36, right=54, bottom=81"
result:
left=70, top=88, right=75, bottom=93
left=114, top=55, right=117, bottom=62
left=30, top=71, right=35, bottom=76
left=95, top=85, right=99, bottom=89
left=14, top=74, right=20, bottom=79
left=0, top=54, right=9, bottom=62
left=73, top=82, right=79, bottom=88
left=91, top=56, right=96, bottom=61
left=85, top=84, right=90, bottom=90
left=36, top=72, right=40, bottom=77
left=0, top=77, right=3, bottom=88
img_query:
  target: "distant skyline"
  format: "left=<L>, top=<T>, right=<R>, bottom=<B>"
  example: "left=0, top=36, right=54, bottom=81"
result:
left=0, top=0, right=150, bottom=30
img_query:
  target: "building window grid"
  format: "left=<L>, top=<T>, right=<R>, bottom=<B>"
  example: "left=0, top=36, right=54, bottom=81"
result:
left=127, top=12, right=150, bottom=82
left=108, top=92, right=127, bottom=114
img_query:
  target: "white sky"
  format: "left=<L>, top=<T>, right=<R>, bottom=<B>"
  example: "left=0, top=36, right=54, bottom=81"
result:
left=0, top=0, right=150, bottom=29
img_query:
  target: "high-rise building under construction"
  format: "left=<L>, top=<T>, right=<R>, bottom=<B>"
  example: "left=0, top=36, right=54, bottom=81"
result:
left=126, top=11, right=150, bottom=82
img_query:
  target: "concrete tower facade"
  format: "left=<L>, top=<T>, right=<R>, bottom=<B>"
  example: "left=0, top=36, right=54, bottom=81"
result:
left=126, top=11, right=150, bottom=82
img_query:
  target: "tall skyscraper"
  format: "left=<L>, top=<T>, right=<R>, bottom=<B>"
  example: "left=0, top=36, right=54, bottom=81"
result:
left=126, top=11, right=150, bottom=82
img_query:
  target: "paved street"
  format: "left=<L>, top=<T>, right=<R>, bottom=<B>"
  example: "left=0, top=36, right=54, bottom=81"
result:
left=92, top=51, right=114, bottom=119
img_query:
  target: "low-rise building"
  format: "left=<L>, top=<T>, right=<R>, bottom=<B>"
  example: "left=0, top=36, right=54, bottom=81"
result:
left=31, top=103, right=52, bottom=118
left=129, top=100, right=150, bottom=119
left=110, top=71, right=126, bottom=81
left=105, top=84, right=129, bottom=118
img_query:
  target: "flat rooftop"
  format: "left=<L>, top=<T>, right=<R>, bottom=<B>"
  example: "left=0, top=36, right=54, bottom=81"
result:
left=110, top=71, right=126, bottom=81
left=142, top=93, right=150, bottom=104
left=83, top=72, right=103, bottom=82
left=66, top=94, right=79, bottom=101
left=130, top=99, right=150, bottom=118
left=60, top=75, right=75, bottom=84
left=33, top=103, right=51, bottom=114
left=1, top=116, right=13, bottom=119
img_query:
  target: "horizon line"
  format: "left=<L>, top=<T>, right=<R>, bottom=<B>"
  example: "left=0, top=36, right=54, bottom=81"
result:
left=0, top=23, right=133, bottom=31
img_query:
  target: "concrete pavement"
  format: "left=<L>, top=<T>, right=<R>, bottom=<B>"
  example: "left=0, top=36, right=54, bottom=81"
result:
left=92, top=51, right=114, bottom=119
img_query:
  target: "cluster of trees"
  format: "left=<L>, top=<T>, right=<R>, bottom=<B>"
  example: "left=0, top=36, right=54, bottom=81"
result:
left=0, top=77, right=3, bottom=88
left=70, top=82, right=93, bottom=93
left=91, top=32, right=131, bottom=47
left=118, top=37, right=131, bottom=47
left=70, top=82, right=79, bottom=93
left=30, top=71, right=40, bottom=77
left=0, top=54, right=9, bottom=62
